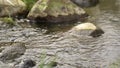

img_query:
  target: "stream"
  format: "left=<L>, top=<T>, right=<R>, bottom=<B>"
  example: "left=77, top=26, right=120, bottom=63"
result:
left=0, top=0, right=120, bottom=68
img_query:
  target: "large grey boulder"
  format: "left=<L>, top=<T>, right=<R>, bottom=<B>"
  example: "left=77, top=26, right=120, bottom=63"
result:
left=28, top=0, right=87, bottom=23
left=0, top=0, right=26, bottom=17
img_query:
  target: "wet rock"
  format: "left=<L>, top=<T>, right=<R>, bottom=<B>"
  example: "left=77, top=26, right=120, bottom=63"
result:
left=20, top=59, right=36, bottom=68
left=0, top=0, right=26, bottom=17
left=0, top=43, right=26, bottom=63
left=89, top=28, right=104, bottom=37
left=71, top=22, right=104, bottom=37
left=27, top=0, right=87, bottom=23
left=70, top=0, right=99, bottom=8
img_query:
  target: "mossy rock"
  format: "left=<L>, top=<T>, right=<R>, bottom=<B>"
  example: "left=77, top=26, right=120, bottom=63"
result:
left=28, top=0, right=87, bottom=23
left=22, top=0, right=38, bottom=10
left=0, top=0, right=26, bottom=17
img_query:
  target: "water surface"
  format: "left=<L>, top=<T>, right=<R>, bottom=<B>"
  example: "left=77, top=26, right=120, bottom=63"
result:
left=0, top=0, right=120, bottom=68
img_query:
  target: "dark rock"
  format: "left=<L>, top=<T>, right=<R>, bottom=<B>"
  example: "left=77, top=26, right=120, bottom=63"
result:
left=70, top=0, right=99, bottom=8
left=89, top=28, right=104, bottom=37
left=34, top=14, right=88, bottom=24
left=0, top=43, right=26, bottom=63
left=21, top=59, right=36, bottom=68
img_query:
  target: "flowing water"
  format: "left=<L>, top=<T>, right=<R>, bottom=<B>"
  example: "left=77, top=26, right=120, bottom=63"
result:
left=0, top=0, right=120, bottom=68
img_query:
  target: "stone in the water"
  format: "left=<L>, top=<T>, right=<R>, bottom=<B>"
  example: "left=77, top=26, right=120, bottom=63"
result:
left=0, top=43, right=26, bottom=63
left=72, top=22, right=104, bottom=37
left=21, top=59, right=36, bottom=68
left=89, top=28, right=104, bottom=37
left=27, top=0, right=87, bottom=23
left=70, top=0, right=99, bottom=8
left=73, top=23, right=97, bottom=30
